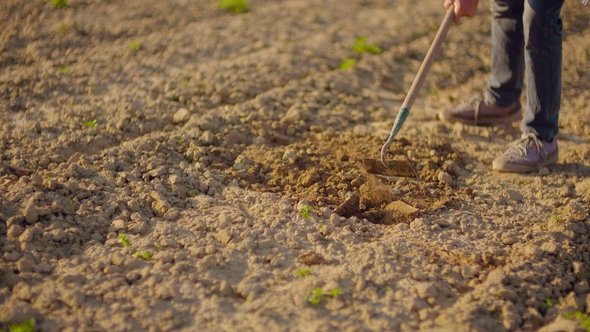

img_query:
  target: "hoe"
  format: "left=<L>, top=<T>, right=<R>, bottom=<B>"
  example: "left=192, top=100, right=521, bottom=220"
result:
left=363, top=6, right=455, bottom=177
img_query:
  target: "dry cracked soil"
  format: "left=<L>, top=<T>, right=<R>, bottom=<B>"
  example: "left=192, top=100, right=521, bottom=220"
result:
left=1, top=0, right=590, bottom=331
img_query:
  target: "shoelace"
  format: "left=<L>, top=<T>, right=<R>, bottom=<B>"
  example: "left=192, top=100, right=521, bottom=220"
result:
left=511, top=133, right=548, bottom=158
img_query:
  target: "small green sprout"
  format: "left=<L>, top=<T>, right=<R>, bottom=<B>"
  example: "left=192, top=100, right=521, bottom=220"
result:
left=553, top=216, right=564, bottom=223
left=178, top=137, right=184, bottom=144
left=307, top=288, right=324, bottom=305
left=563, top=311, right=590, bottom=331
left=58, top=22, right=69, bottom=33
left=297, top=269, right=311, bottom=278
left=118, top=233, right=130, bottom=247
left=385, top=286, right=392, bottom=292
left=429, top=86, right=438, bottom=96
left=84, top=119, right=98, bottom=128
left=133, top=251, right=151, bottom=260
left=328, top=288, right=341, bottom=297
left=339, top=58, right=357, bottom=70
left=544, top=298, right=553, bottom=307
left=495, top=290, right=503, bottom=297
left=352, top=36, right=382, bottom=55
left=46, top=176, right=51, bottom=181
left=189, top=192, right=196, bottom=198
left=52, top=0, right=68, bottom=8
left=58, top=65, right=70, bottom=73
left=218, top=0, right=249, bottom=13
left=156, top=245, right=163, bottom=251
left=167, top=188, right=172, bottom=193
left=8, top=319, right=35, bottom=332
left=306, top=287, right=341, bottom=305
left=300, top=205, right=312, bottom=219
left=130, top=41, right=142, bottom=51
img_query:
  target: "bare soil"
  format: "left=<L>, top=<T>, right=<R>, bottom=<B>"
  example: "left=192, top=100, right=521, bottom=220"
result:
left=1, top=0, right=590, bottom=331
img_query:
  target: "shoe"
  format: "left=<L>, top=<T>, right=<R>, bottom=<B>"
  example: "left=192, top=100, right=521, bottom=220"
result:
left=492, top=133, right=558, bottom=173
left=438, top=100, right=522, bottom=125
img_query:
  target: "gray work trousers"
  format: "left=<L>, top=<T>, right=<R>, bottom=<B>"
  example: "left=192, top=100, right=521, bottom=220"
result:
left=484, top=0, right=565, bottom=140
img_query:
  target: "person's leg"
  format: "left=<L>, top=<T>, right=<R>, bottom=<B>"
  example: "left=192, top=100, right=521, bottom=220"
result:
left=484, top=0, right=526, bottom=107
left=438, top=0, right=525, bottom=125
left=492, top=0, right=563, bottom=173
left=520, top=0, right=564, bottom=140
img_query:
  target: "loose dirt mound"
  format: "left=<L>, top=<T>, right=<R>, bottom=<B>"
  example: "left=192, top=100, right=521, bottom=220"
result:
left=1, top=0, right=589, bottom=331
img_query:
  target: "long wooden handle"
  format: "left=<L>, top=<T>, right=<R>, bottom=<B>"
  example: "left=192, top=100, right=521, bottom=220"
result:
left=380, top=6, right=455, bottom=166
left=401, top=6, right=455, bottom=111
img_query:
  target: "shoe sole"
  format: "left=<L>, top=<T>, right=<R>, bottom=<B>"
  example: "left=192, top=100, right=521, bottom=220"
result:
left=492, top=150, right=559, bottom=173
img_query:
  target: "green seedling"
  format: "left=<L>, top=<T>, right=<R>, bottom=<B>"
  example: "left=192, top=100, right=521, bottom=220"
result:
left=84, top=119, right=98, bottom=128
left=307, top=287, right=341, bottom=305
left=385, top=286, right=392, bottom=292
left=8, top=319, right=35, bottom=332
left=218, top=0, right=249, bottom=13
left=58, top=65, right=70, bottom=73
left=133, top=251, right=151, bottom=260
left=156, top=245, right=163, bottom=251
left=328, top=288, right=341, bottom=297
left=544, top=298, right=553, bottom=307
left=352, top=36, right=382, bottom=55
left=553, top=216, right=564, bottom=223
left=58, top=22, right=69, bottom=33
left=429, top=86, right=438, bottom=96
left=495, top=290, right=503, bottom=297
left=300, top=205, right=312, bottom=219
left=297, top=269, right=311, bottom=278
left=130, top=41, right=142, bottom=51
left=339, top=58, right=356, bottom=70
left=307, top=288, right=324, bottom=305
left=487, top=305, right=498, bottom=314
left=189, top=192, right=196, bottom=198
left=45, top=176, right=51, bottom=181
left=52, top=0, right=68, bottom=8
left=563, top=311, right=590, bottom=331
left=118, top=233, right=130, bottom=247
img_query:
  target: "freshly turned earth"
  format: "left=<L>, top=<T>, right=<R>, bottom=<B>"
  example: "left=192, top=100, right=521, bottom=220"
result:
left=1, top=0, right=590, bottom=331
